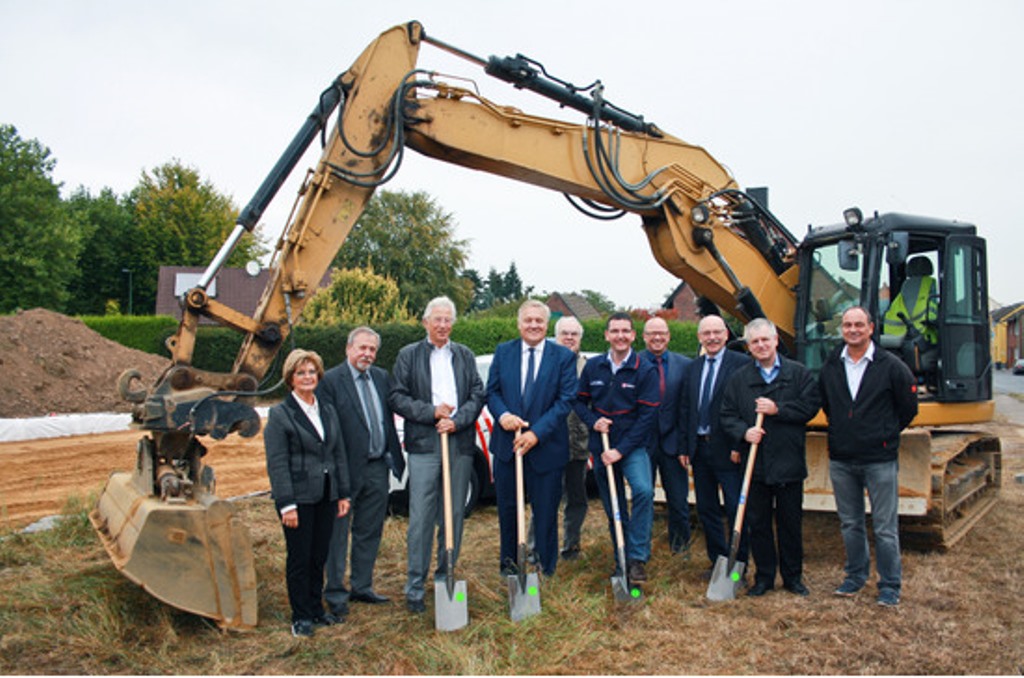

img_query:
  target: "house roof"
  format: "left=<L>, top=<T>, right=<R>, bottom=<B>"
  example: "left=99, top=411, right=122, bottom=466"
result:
left=546, top=292, right=602, bottom=320
left=155, top=266, right=330, bottom=322
left=992, top=302, right=1024, bottom=323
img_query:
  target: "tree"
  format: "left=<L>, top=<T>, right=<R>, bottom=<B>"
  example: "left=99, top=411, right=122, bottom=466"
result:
left=127, top=160, right=267, bottom=313
left=465, top=261, right=534, bottom=313
left=301, top=266, right=411, bottom=326
left=65, top=187, right=136, bottom=315
left=0, top=124, right=84, bottom=313
left=331, top=190, right=473, bottom=315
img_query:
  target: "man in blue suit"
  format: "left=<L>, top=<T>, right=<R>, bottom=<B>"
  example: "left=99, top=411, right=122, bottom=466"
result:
left=487, top=299, right=577, bottom=577
left=677, top=314, right=749, bottom=575
left=639, top=317, right=693, bottom=555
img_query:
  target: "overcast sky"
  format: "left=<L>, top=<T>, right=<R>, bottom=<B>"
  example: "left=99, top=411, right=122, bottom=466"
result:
left=3, top=0, right=1022, bottom=310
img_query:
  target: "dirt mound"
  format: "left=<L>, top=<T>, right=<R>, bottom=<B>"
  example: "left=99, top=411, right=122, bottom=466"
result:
left=0, top=308, right=170, bottom=417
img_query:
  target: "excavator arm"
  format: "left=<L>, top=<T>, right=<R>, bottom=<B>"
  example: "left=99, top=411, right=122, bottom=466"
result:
left=168, top=20, right=799, bottom=397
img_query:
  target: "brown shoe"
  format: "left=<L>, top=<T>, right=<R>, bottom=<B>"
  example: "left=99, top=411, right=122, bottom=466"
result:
left=627, top=560, right=648, bottom=584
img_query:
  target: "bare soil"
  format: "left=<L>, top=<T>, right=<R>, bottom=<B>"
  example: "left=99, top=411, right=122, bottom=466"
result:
left=0, top=308, right=170, bottom=418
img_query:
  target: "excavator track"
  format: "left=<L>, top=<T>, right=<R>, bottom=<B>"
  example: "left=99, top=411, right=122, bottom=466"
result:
left=900, top=431, right=1002, bottom=550
left=804, top=429, right=1001, bottom=550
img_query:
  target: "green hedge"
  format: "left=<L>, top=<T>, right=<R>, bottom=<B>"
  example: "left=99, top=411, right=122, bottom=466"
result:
left=81, top=315, right=180, bottom=355
left=83, top=316, right=700, bottom=377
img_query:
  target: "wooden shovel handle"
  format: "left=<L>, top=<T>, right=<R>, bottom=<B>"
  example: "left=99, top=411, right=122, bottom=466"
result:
left=440, top=431, right=455, bottom=551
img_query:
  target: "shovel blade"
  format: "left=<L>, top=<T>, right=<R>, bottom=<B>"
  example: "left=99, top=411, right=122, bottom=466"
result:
left=434, top=579, right=468, bottom=632
left=706, top=555, right=746, bottom=601
left=507, top=573, right=542, bottom=622
left=611, top=574, right=641, bottom=603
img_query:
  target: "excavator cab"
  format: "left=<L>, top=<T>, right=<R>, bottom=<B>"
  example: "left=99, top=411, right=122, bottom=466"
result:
left=794, top=210, right=998, bottom=546
left=795, top=209, right=992, bottom=405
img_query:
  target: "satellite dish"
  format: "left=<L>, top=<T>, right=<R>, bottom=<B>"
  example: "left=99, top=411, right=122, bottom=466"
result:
left=245, top=260, right=262, bottom=277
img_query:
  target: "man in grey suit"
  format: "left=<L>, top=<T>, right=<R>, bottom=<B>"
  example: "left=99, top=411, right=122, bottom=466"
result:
left=388, top=296, right=486, bottom=614
left=319, top=326, right=406, bottom=618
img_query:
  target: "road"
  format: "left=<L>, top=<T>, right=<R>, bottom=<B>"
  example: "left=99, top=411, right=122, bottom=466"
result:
left=994, top=367, right=1024, bottom=395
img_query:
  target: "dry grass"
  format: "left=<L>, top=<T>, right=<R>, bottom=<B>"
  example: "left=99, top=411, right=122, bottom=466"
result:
left=2, top=421, right=1023, bottom=675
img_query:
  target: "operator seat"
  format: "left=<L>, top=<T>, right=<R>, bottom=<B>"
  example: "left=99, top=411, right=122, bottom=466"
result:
left=881, top=255, right=939, bottom=383
left=883, top=256, right=937, bottom=343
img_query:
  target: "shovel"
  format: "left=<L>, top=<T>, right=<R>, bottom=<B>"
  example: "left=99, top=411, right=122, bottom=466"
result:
left=508, top=428, right=542, bottom=621
left=435, top=431, right=468, bottom=631
left=601, top=432, right=642, bottom=603
left=707, top=411, right=764, bottom=602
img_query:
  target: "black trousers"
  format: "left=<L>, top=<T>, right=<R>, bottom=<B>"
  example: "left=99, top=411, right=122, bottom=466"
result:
left=279, top=478, right=335, bottom=623
left=746, top=479, right=803, bottom=587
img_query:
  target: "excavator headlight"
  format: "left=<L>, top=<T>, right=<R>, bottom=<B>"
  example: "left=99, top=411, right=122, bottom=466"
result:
left=691, top=204, right=710, bottom=225
left=843, top=207, right=864, bottom=229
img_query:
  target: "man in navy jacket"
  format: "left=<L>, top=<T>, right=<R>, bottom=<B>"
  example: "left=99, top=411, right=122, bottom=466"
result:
left=487, top=300, right=577, bottom=577
left=574, top=312, right=659, bottom=585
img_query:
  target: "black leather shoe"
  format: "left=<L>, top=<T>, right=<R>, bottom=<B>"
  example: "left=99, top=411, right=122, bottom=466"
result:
left=406, top=598, right=426, bottom=614
left=560, top=546, right=581, bottom=561
left=747, top=581, right=774, bottom=597
left=784, top=580, right=810, bottom=596
left=351, top=590, right=390, bottom=604
left=291, top=619, right=314, bottom=637
left=330, top=602, right=350, bottom=618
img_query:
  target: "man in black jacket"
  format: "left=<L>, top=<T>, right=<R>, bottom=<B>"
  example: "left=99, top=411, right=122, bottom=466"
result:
left=819, top=306, right=918, bottom=608
left=721, top=318, right=819, bottom=596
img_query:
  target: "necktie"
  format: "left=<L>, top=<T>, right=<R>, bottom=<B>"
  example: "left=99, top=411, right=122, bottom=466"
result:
left=698, top=356, right=717, bottom=431
left=655, top=354, right=666, bottom=399
left=358, top=372, right=384, bottom=456
left=523, top=346, right=536, bottom=407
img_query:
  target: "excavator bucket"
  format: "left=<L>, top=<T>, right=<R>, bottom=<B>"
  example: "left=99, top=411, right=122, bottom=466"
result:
left=90, top=470, right=258, bottom=629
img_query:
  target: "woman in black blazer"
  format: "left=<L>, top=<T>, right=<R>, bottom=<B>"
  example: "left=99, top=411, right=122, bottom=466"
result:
left=264, top=349, right=351, bottom=637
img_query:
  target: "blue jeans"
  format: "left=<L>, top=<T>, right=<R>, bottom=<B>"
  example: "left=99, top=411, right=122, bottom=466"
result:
left=594, top=447, right=653, bottom=563
left=829, top=459, right=902, bottom=594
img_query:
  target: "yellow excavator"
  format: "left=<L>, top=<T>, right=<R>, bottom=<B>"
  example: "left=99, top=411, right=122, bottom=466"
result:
left=89, top=21, right=1000, bottom=629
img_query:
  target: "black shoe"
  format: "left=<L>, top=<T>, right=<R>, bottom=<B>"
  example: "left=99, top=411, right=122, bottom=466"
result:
left=291, top=619, right=314, bottom=637
left=351, top=590, right=390, bottom=604
left=747, top=580, right=774, bottom=597
left=329, top=602, right=350, bottom=618
left=560, top=546, right=581, bottom=561
left=406, top=598, right=426, bottom=614
left=313, top=611, right=344, bottom=627
left=784, top=580, right=810, bottom=596
left=500, top=557, right=518, bottom=577
left=627, top=560, right=648, bottom=584
left=670, top=532, right=694, bottom=556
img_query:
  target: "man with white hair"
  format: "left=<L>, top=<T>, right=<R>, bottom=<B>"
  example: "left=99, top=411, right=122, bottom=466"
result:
left=720, top=318, right=819, bottom=596
left=389, top=296, right=486, bottom=614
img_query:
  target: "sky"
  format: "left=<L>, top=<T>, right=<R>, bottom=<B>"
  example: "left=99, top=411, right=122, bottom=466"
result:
left=3, top=0, right=1022, bottom=310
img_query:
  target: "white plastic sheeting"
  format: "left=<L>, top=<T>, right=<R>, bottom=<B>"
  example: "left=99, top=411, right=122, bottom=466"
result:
left=0, top=413, right=133, bottom=443
left=0, top=408, right=272, bottom=443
